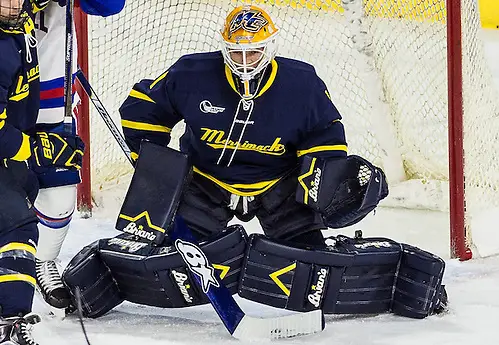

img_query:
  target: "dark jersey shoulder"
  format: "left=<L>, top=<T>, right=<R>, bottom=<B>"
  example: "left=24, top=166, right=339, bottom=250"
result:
left=275, top=56, right=317, bottom=74
left=167, top=51, right=226, bottom=92
left=170, top=51, right=225, bottom=75
left=0, top=34, right=22, bottom=79
left=273, top=56, right=324, bottom=95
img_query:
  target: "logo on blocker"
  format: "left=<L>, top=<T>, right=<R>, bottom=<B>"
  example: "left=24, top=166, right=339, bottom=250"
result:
left=122, top=221, right=157, bottom=241
left=174, top=239, right=220, bottom=293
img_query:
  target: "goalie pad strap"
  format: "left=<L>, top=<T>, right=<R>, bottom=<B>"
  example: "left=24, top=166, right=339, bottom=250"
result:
left=238, top=234, right=445, bottom=319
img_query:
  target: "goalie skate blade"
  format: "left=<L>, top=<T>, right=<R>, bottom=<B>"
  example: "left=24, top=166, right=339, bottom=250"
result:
left=231, top=309, right=325, bottom=340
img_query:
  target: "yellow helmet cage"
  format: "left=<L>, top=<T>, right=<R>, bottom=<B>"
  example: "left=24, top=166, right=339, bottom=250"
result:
left=220, top=5, right=279, bottom=82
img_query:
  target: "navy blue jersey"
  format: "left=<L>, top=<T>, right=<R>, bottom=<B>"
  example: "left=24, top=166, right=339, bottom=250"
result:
left=120, top=52, right=347, bottom=196
left=0, top=19, right=40, bottom=161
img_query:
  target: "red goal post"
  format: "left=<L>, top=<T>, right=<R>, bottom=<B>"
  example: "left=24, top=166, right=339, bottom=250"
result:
left=74, top=0, right=499, bottom=260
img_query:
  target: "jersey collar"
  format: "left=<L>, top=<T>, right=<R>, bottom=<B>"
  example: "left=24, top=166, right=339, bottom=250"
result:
left=225, top=59, right=278, bottom=99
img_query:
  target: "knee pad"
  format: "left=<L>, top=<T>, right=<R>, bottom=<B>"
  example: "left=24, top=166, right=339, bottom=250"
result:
left=34, top=185, right=76, bottom=218
left=238, top=233, right=445, bottom=319
left=35, top=185, right=76, bottom=261
left=63, top=224, right=248, bottom=317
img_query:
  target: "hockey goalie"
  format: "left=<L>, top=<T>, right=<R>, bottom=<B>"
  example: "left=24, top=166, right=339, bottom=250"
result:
left=62, top=4, right=447, bottom=321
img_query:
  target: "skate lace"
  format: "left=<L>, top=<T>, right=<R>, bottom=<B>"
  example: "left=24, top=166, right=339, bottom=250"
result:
left=36, top=260, right=65, bottom=292
left=12, top=321, right=37, bottom=345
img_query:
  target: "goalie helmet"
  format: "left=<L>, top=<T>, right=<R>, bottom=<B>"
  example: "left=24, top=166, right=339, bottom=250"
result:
left=0, top=0, right=29, bottom=30
left=221, top=5, right=279, bottom=97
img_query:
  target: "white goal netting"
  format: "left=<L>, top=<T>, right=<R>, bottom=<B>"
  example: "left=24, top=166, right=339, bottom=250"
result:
left=82, top=0, right=499, bottom=256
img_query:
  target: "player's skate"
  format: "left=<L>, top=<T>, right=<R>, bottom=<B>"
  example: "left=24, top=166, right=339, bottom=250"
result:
left=0, top=313, right=41, bottom=345
left=35, top=259, right=71, bottom=310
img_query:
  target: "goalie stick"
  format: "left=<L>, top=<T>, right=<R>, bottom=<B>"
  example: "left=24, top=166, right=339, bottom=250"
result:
left=75, top=69, right=326, bottom=340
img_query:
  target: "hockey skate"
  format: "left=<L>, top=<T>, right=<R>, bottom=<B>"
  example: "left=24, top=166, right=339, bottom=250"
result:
left=35, top=259, right=71, bottom=311
left=0, top=313, right=41, bottom=345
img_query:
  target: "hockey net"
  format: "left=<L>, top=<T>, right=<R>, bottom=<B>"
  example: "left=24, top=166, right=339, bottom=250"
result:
left=75, top=0, right=499, bottom=259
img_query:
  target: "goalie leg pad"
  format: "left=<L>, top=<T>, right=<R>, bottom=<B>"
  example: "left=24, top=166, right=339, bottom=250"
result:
left=238, top=234, right=445, bottom=318
left=392, top=244, right=446, bottom=318
left=62, top=240, right=124, bottom=318
left=97, top=224, right=248, bottom=309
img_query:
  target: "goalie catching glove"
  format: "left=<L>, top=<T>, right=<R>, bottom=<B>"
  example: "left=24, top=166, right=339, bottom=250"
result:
left=296, top=155, right=388, bottom=228
left=31, top=131, right=85, bottom=170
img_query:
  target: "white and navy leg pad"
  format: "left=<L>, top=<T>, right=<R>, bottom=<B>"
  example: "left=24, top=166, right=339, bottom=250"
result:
left=62, top=224, right=248, bottom=317
left=238, top=233, right=445, bottom=319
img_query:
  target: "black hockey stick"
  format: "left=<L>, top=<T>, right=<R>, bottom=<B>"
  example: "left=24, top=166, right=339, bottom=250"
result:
left=63, top=0, right=75, bottom=134
left=75, top=69, right=325, bottom=340
left=75, top=70, right=134, bottom=165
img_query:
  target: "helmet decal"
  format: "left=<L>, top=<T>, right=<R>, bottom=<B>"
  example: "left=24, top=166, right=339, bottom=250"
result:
left=229, top=9, right=269, bottom=38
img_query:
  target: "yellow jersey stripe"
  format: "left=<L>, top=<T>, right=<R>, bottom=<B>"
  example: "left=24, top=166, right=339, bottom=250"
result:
left=150, top=71, right=169, bottom=89
left=130, top=89, right=156, bottom=103
left=0, top=274, right=36, bottom=286
left=256, top=60, right=278, bottom=98
left=193, top=167, right=281, bottom=196
left=121, top=120, right=172, bottom=133
left=0, top=242, right=36, bottom=255
left=28, top=74, right=40, bottom=83
left=0, top=109, right=5, bottom=130
left=297, top=145, right=348, bottom=157
left=11, top=133, right=32, bottom=161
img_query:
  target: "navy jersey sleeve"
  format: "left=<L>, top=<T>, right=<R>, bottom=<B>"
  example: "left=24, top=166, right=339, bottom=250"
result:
left=119, top=68, right=183, bottom=158
left=0, top=40, right=32, bottom=161
left=297, top=75, right=347, bottom=159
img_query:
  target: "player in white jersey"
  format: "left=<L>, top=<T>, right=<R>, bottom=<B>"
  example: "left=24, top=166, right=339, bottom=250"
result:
left=32, top=0, right=125, bottom=310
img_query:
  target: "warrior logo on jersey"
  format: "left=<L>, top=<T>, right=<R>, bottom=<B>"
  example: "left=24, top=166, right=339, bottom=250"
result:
left=229, top=9, right=268, bottom=36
